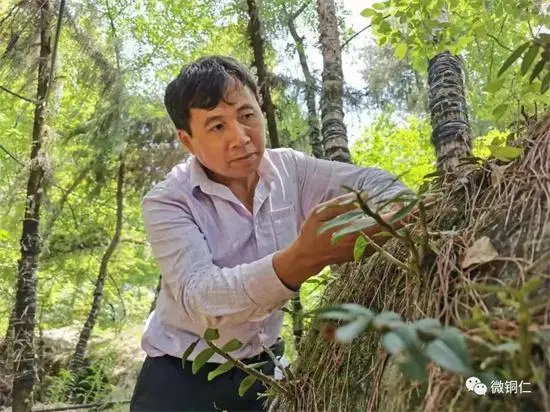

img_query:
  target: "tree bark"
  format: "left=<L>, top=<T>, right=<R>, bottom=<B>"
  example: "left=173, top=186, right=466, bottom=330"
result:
left=316, top=0, right=350, bottom=163
left=70, top=153, right=125, bottom=373
left=427, top=51, right=472, bottom=172
left=286, top=4, right=324, bottom=159
left=11, top=1, right=52, bottom=410
left=246, top=0, right=279, bottom=149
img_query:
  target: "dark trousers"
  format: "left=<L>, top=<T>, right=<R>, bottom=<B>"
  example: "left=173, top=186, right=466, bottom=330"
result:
left=130, top=341, right=284, bottom=411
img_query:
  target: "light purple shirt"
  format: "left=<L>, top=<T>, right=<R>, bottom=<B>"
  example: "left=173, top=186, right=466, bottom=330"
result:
left=140, top=148, right=407, bottom=363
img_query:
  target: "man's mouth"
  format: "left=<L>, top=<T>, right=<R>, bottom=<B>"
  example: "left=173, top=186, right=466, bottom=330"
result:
left=234, top=153, right=256, bottom=161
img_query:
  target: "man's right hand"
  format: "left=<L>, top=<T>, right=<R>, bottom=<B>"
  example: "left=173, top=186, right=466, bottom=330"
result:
left=273, top=193, right=382, bottom=289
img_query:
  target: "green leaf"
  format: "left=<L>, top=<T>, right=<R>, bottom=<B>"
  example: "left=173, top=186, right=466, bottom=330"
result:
left=492, top=103, right=509, bottom=119
left=424, top=339, right=472, bottom=376
left=393, top=324, right=421, bottom=349
left=490, top=342, right=520, bottom=353
left=498, top=42, right=530, bottom=77
left=319, top=210, right=364, bottom=234
left=331, top=217, right=377, bottom=242
left=181, top=339, right=200, bottom=369
left=490, top=145, right=523, bottom=162
left=207, top=360, right=234, bottom=381
left=372, top=2, right=386, bottom=9
left=192, top=348, right=215, bottom=374
left=395, top=43, right=408, bottom=60
left=382, top=332, right=405, bottom=355
left=379, top=20, right=391, bottom=34
left=221, top=339, right=243, bottom=352
left=245, top=361, right=268, bottom=370
left=360, top=8, right=377, bottom=17
left=339, top=303, right=375, bottom=319
left=413, top=318, right=442, bottom=336
left=373, top=311, right=403, bottom=329
left=521, top=43, right=540, bottom=75
left=399, top=353, right=427, bottom=380
left=318, top=310, right=355, bottom=321
left=541, top=71, right=550, bottom=94
left=204, top=328, right=220, bottom=341
left=529, top=59, right=545, bottom=83
left=539, top=33, right=550, bottom=43
left=354, top=235, right=369, bottom=261
left=439, top=327, right=470, bottom=365
left=389, top=200, right=419, bottom=224
left=238, top=375, right=257, bottom=397
left=335, top=317, right=371, bottom=343
left=485, top=77, right=505, bottom=93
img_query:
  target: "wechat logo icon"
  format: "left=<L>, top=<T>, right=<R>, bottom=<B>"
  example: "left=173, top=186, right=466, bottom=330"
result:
left=466, top=376, right=488, bottom=396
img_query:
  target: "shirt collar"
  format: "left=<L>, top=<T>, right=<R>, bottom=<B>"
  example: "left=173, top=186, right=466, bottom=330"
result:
left=189, top=150, right=277, bottom=197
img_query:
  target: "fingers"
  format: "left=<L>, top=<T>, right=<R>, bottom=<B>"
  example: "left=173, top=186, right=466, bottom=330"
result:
left=313, top=193, right=359, bottom=222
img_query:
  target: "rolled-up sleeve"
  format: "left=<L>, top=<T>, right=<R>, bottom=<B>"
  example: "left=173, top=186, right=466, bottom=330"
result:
left=288, top=149, right=412, bottom=218
left=142, top=190, right=297, bottom=329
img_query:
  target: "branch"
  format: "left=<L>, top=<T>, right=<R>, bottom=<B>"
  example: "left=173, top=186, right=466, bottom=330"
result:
left=289, top=0, right=311, bottom=22
left=205, top=340, right=290, bottom=396
left=342, top=14, right=391, bottom=50
left=261, top=342, right=294, bottom=381
left=0, top=143, right=25, bottom=166
left=342, top=24, right=372, bottom=49
left=487, top=33, right=513, bottom=52
left=361, top=232, right=411, bottom=273
left=0, top=85, right=39, bottom=104
left=43, top=0, right=66, bottom=105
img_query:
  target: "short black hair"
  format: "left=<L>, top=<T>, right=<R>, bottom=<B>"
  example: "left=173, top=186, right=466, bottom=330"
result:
left=164, top=55, right=260, bottom=135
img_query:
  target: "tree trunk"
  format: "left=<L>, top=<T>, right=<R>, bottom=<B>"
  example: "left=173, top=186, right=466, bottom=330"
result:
left=70, top=153, right=125, bottom=373
left=246, top=0, right=279, bottom=149
left=11, top=1, right=52, bottom=410
left=316, top=0, right=350, bottom=163
left=286, top=4, right=324, bottom=159
left=428, top=51, right=472, bottom=172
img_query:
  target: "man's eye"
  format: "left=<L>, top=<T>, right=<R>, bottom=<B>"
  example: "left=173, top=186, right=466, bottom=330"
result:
left=241, top=112, right=255, bottom=121
left=210, top=124, right=224, bottom=132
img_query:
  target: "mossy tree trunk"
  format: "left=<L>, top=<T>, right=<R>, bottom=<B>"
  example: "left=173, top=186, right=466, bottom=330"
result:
left=286, top=3, right=324, bottom=159
left=70, top=153, right=125, bottom=373
left=428, top=51, right=472, bottom=170
left=246, top=0, right=279, bottom=149
left=316, top=0, right=350, bottom=163
left=11, top=0, right=55, bottom=410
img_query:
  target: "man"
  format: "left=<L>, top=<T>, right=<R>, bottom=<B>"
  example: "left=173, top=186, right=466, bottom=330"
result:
left=130, top=55, right=410, bottom=411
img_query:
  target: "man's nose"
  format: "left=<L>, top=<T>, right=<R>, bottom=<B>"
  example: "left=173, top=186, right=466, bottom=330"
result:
left=228, top=121, right=251, bottom=147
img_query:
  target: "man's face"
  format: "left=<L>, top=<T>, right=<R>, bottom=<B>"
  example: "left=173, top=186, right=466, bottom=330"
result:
left=178, top=81, right=266, bottom=182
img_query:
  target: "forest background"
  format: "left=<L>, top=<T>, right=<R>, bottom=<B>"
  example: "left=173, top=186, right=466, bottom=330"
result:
left=0, top=0, right=548, bottom=410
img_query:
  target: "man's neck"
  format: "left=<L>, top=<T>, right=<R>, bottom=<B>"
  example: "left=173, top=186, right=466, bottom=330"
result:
left=205, top=168, right=259, bottom=212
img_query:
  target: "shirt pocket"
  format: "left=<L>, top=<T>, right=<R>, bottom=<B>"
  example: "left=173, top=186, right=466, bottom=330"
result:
left=270, top=205, right=298, bottom=250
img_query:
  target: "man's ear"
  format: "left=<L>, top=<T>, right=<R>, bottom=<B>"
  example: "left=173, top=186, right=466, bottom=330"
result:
left=177, top=129, right=195, bottom=154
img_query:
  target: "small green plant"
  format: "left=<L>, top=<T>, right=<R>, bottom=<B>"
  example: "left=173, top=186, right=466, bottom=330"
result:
left=182, top=328, right=291, bottom=397
left=313, top=303, right=498, bottom=383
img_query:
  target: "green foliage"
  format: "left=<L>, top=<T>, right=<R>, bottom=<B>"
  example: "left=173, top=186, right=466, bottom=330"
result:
left=351, top=110, right=435, bottom=189
left=192, top=348, right=215, bottom=374
left=498, top=34, right=550, bottom=93
left=238, top=375, right=258, bottom=397
left=208, top=361, right=234, bottom=381
left=316, top=304, right=479, bottom=381
left=358, top=0, right=548, bottom=132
